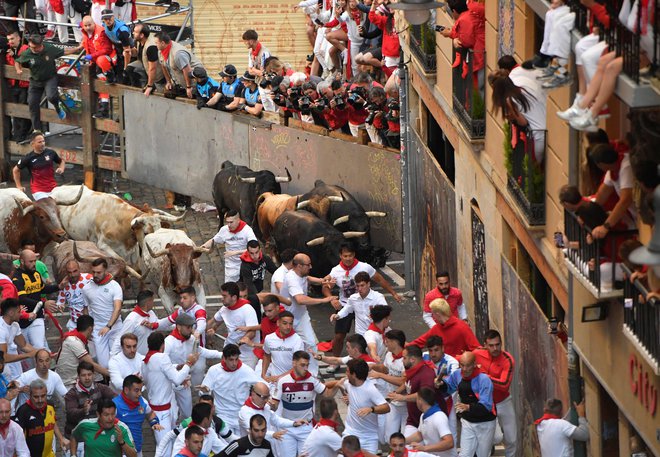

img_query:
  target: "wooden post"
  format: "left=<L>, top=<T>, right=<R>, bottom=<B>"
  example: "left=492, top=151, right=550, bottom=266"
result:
left=0, top=64, right=9, bottom=182
left=80, top=64, right=97, bottom=189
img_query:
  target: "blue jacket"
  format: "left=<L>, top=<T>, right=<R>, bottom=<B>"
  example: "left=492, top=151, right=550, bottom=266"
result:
left=196, top=77, right=220, bottom=99
left=113, top=394, right=149, bottom=451
left=103, top=19, right=132, bottom=47
left=444, top=369, right=496, bottom=422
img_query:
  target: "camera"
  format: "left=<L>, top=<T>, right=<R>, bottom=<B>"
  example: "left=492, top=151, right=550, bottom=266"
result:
left=314, top=97, right=328, bottom=111
left=365, top=103, right=381, bottom=125
left=298, top=95, right=313, bottom=114
left=332, top=93, right=346, bottom=110
left=387, top=100, right=400, bottom=111
left=347, top=86, right=368, bottom=109
left=259, top=71, right=278, bottom=89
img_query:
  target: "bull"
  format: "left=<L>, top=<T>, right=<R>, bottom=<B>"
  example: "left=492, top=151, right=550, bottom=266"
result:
left=52, top=241, right=142, bottom=284
left=298, top=180, right=389, bottom=267
left=255, top=192, right=343, bottom=242
left=142, top=228, right=208, bottom=313
left=50, top=185, right=185, bottom=268
left=0, top=186, right=83, bottom=255
left=271, top=210, right=365, bottom=276
left=212, top=161, right=291, bottom=233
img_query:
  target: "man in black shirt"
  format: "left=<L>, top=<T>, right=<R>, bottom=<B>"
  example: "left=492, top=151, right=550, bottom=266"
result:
left=239, top=240, right=277, bottom=296
left=218, top=414, right=274, bottom=457
left=126, top=23, right=165, bottom=94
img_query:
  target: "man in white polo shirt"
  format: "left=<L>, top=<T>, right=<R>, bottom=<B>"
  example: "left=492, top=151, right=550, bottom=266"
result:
left=301, top=398, right=343, bottom=457
left=202, top=210, right=257, bottom=282
left=261, top=310, right=304, bottom=384
left=208, top=282, right=260, bottom=368
left=270, top=249, right=297, bottom=294
left=108, top=333, right=144, bottom=392
left=111, top=290, right=158, bottom=357
left=330, top=271, right=387, bottom=336
left=81, top=258, right=123, bottom=367
left=406, top=386, right=456, bottom=456
left=15, top=349, right=67, bottom=408
left=280, top=253, right=336, bottom=347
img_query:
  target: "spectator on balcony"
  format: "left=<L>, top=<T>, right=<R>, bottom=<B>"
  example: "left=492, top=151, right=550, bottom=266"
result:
left=346, top=71, right=376, bottom=137
left=192, top=67, right=220, bottom=110
left=2, top=0, right=38, bottom=36
left=155, top=31, right=203, bottom=99
left=558, top=185, right=608, bottom=228
left=531, top=0, right=575, bottom=89
left=3, top=31, right=31, bottom=143
left=368, top=0, right=399, bottom=78
left=489, top=71, right=547, bottom=162
left=324, top=0, right=365, bottom=78
left=295, top=0, right=334, bottom=77
left=243, top=29, right=271, bottom=78
left=235, top=72, right=263, bottom=117
left=125, top=23, right=166, bottom=96
left=206, top=65, right=242, bottom=111
left=100, top=9, right=132, bottom=83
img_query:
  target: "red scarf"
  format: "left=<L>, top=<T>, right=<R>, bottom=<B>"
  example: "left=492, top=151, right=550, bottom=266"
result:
left=608, top=149, right=627, bottom=181
left=251, top=42, right=262, bottom=59
left=132, top=305, right=149, bottom=317
left=227, top=298, right=250, bottom=311
left=229, top=220, right=247, bottom=234
left=367, top=322, right=385, bottom=335
left=121, top=392, right=140, bottom=410
left=169, top=328, right=189, bottom=342
left=244, top=396, right=264, bottom=410
left=315, top=418, right=339, bottom=431
left=339, top=259, right=358, bottom=276
left=93, top=273, right=113, bottom=286
left=64, top=329, right=88, bottom=346
left=144, top=350, right=159, bottom=364
left=240, top=250, right=263, bottom=264
left=188, top=422, right=209, bottom=435
left=221, top=359, right=243, bottom=372
left=358, top=353, right=375, bottom=363
left=405, top=360, right=434, bottom=379
left=27, top=399, right=46, bottom=415
left=0, top=420, right=10, bottom=439
left=275, top=328, right=295, bottom=340
left=392, top=350, right=403, bottom=360
left=290, top=369, right=312, bottom=381
left=94, top=418, right=119, bottom=439
left=534, top=413, right=561, bottom=425
left=160, top=42, right=173, bottom=62
left=77, top=380, right=94, bottom=395
left=461, top=366, right=482, bottom=381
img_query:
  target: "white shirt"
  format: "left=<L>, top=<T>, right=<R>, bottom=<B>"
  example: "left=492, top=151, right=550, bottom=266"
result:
left=280, top=270, right=309, bottom=322
left=537, top=418, right=580, bottom=457
left=56, top=274, right=92, bottom=330
left=108, top=351, right=144, bottom=392
left=141, top=352, right=190, bottom=407
left=0, top=420, right=30, bottom=457
left=364, top=326, right=389, bottom=361
left=82, top=278, right=123, bottom=328
left=164, top=334, right=222, bottom=376
left=603, top=154, right=637, bottom=224
left=201, top=362, right=262, bottom=428
left=270, top=264, right=289, bottom=293
left=302, top=422, right=342, bottom=457
left=275, top=372, right=326, bottom=421
left=213, top=303, right=260, bottom=360
left=336, top=289, right=387, bottom=335
left=0, top=318, right=22, bottom=381
left=111, top=308, right=158, bottom=357
left=342, top=378, right=386, bottom=438
left=171, top=425, right=228, bottom=457
left=238, top=402, right=294, bottom=437
left=15, top=369, right=67, bottom=407
left=156, top=303, right=207, bottom=334
left=212, top=223, right=257, bottom=281
left=382, top=351, right=405, bottom=405
left=418, top=408, right=456, bottom=456
left=262, top=331, right=305, bottom=376
left=328, top=261, right=376, bottom=306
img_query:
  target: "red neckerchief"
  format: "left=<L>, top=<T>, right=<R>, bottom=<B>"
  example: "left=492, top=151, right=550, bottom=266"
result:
left=227, top=298, right=250, bottom=311
left=339, top=259, right=358, bottom=276
left=64, top=329, right=88, bottom=346
left=367, top=322, right=385, bottom=336
left=240, top=250, right=263, bottom=264
left=405, top=360, right=434, bottom=379
left=229, top=220, right=247, bottom=234
left=358, top=353, right=375, bottom=363
left=170, top=328, right=188, bottom=342
left=221, top=359, right=243, bottom=372
left=608, top=150, right=627, bottom=181
left=76, top=380, right=94, bottom=395
left=93, top=273, right=113, bottom=286
left=351, top=8, right=361, bottom=25
left=354, top=452, right=365, bottom=457
left=132, top=306, right=149, bottom=317
left=244, top=396, right=264, bottom=410
left=534, top=413, right=561, bottom=425
left=290, top=369, right=312, bottom=381
left=315, top=418, right=339, bottom=431
left=26, top=399, right=46, bottom=415
left=121, top=392, right=140, bottom=410
left=251, top=42, right=262, bottom=59
left=462, top=366, right=482, bottom=381
left=160, top=42, right=173, bottom=61
left=144, top=350, right=159, bottom=364
left=275, top=328, right=295, bottom=340
left=94, top=418, right=119, bottom=439
left=188, top=422, right=209, bottom=435
left=392, top=350, right=403, bottom=360
left=0, top=420, right=10, bottom=439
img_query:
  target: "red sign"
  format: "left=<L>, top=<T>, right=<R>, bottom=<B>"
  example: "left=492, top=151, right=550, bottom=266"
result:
left=629, top=354, right=657, bottom=417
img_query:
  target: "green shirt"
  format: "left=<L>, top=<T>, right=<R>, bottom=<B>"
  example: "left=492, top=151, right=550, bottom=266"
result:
left=71, top=419, right=135, bottom=457
left=15, top=43, right=64, bottom=82
left=12, top=259, right=49, bottom=280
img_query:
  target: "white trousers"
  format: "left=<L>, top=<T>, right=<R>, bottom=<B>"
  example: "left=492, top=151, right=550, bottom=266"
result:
left=113, top=2, right=131, bottom=22
left=174, top=386, right=193, bottom=419
left=344, top=431, right=379, bottom=454
left=365, top=124, right=382, bottom=145
left=91, top=323, right=123, bottom=367
left=382, top=403, right=407, bottom=444
left=493, top=396, right=517, bottom=457
left=91, top=3, right=104, bottom=25
left=314, top=28, right=331, bottom=71
left=54, top=7, right=82, bottom=43
left=279, top=423, right=312, bottom=457
left=459, top=418, right=496, bottom=457
left=23, top=318, right=46, bottom=349
left=153, top=408, right=174, bottom=444
left=294, top=313, right=318, bottom=347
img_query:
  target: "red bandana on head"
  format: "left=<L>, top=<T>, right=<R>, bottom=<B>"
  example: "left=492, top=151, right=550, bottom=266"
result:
left=229, top=220, right=247, bottom=234
left=221, top=359, right=243, bottom=372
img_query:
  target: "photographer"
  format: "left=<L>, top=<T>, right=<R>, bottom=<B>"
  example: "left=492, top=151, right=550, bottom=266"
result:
left=365, top=86, right=386, bottom=144
left=208, top=64, right=243, bottom=111
left=192, top=67, right=221, bottom=110
left=384, top=90, right=400, bottom=148
left=346, top=72, right=377, bottom=137
left=317, top=79, right=350, bottom=134
left=235, top=71, right=263, bottom=117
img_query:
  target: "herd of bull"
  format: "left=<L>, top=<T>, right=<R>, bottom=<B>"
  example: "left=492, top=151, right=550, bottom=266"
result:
left=0, top=159, right=388, bottom=311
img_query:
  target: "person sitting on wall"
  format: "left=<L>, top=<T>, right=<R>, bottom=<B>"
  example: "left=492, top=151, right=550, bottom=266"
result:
left=234, top=72, right=263, bottom=117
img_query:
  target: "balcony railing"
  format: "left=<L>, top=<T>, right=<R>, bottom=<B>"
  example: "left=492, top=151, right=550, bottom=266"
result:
left=505, top=123, right=546, bottom=226
left=622, top=264, right=660, bottom=372
left=409, top=23, right=437, bottom=74
left=452, top=48, right=485, bottom=139
left=564, top=210, right=638, bottom=297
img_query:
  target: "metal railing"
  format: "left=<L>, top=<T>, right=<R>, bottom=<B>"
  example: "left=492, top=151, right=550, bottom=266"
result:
left=409, top=24, right=437, bottom=73
left=622, top=264, right=660, bottom=368
left=564, top=210, right=638, bottom=294
left=505, top=123, right=546, bottom=226
left=452, top=48, right=485, bottom=139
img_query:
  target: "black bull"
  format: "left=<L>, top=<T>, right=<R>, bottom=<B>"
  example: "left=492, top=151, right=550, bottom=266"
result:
left=298, top=180, right=389, bottom=268
left=211, top=161, right=291, bottom=233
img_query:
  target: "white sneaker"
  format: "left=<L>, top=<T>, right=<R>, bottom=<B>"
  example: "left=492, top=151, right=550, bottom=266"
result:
left=570, top=110, right=599, bottom=132
left=557, top=99, right=587, bottom=121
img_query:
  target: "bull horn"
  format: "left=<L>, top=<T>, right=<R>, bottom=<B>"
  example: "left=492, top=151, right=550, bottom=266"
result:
left=156, top=210, right=187, bottom=222
left=296, top=200, right=310, bottom=209
left=13, top=198, right=35, bottom=217
left=333, top=215, right=350, bottom=226
left=327, top=196, right=344, bottom=202
left=275, top=168, right=292, bottom=183
left=194, top=246, right=210, bottom=254
left=73, top=241, right=97, bottom=264
left=55, top=184, right=84, bottom=206
left=365, top=211, right=387, bottom=218
left=238, top=176, right=257, bottom=183
left=306, top=236, right=325, bottom=246
left=343, top=231, right=367, bottom=238
left=146, top=242, right=170, bottom=258
left=125, top=265, right=143, bottom=280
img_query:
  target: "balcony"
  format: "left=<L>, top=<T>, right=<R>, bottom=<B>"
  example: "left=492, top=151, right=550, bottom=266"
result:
left=409, top=23, right=437, bottom=75
left=452, top=48, right=486, bottom=139
left=505, top=122, right=546, bottom=226
left=622, top=264, right=660, bottom=374
left=563, top=210, right=638, bottom=298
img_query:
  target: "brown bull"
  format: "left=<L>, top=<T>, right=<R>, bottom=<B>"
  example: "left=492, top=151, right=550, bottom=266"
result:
left=52, top=241, right=142, bottom=284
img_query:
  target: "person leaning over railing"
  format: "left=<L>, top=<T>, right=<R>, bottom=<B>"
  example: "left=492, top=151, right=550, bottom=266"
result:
left=125, top=22, right=166, bottom=96
left=3, top=31, right=32, bottom=143
left=155, top=31, right=203, bottom=100
left=233, top=72, right=264, bottom=117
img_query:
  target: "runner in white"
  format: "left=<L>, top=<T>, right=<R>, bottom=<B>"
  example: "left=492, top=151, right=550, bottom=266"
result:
left=364, top=305, right=392, bottom=362
left=237, top=381, right=303, bottom=439
left=56, top=261, right=92, bottom=330
left=301, top=398, right=343, bottom=457
left=406, top=386, right=456, bottom=456
left=154, top=287, right=208, bottom=346
left=15, top=349, right=67, bottom=408
left=388, top=432, right=439, bottom=457
left=108, top=333, right=144, bottom=392
left=111, top=290, right=158, bottom=356
left=261, top=311, right=304, bottom=385
left=0, top=298, right=37, bottom=381
left=202, top=210, right=257, bottom=282
left=270, top=249, right=297, bottom=294
left=330, top=271, right=388, bottom=336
